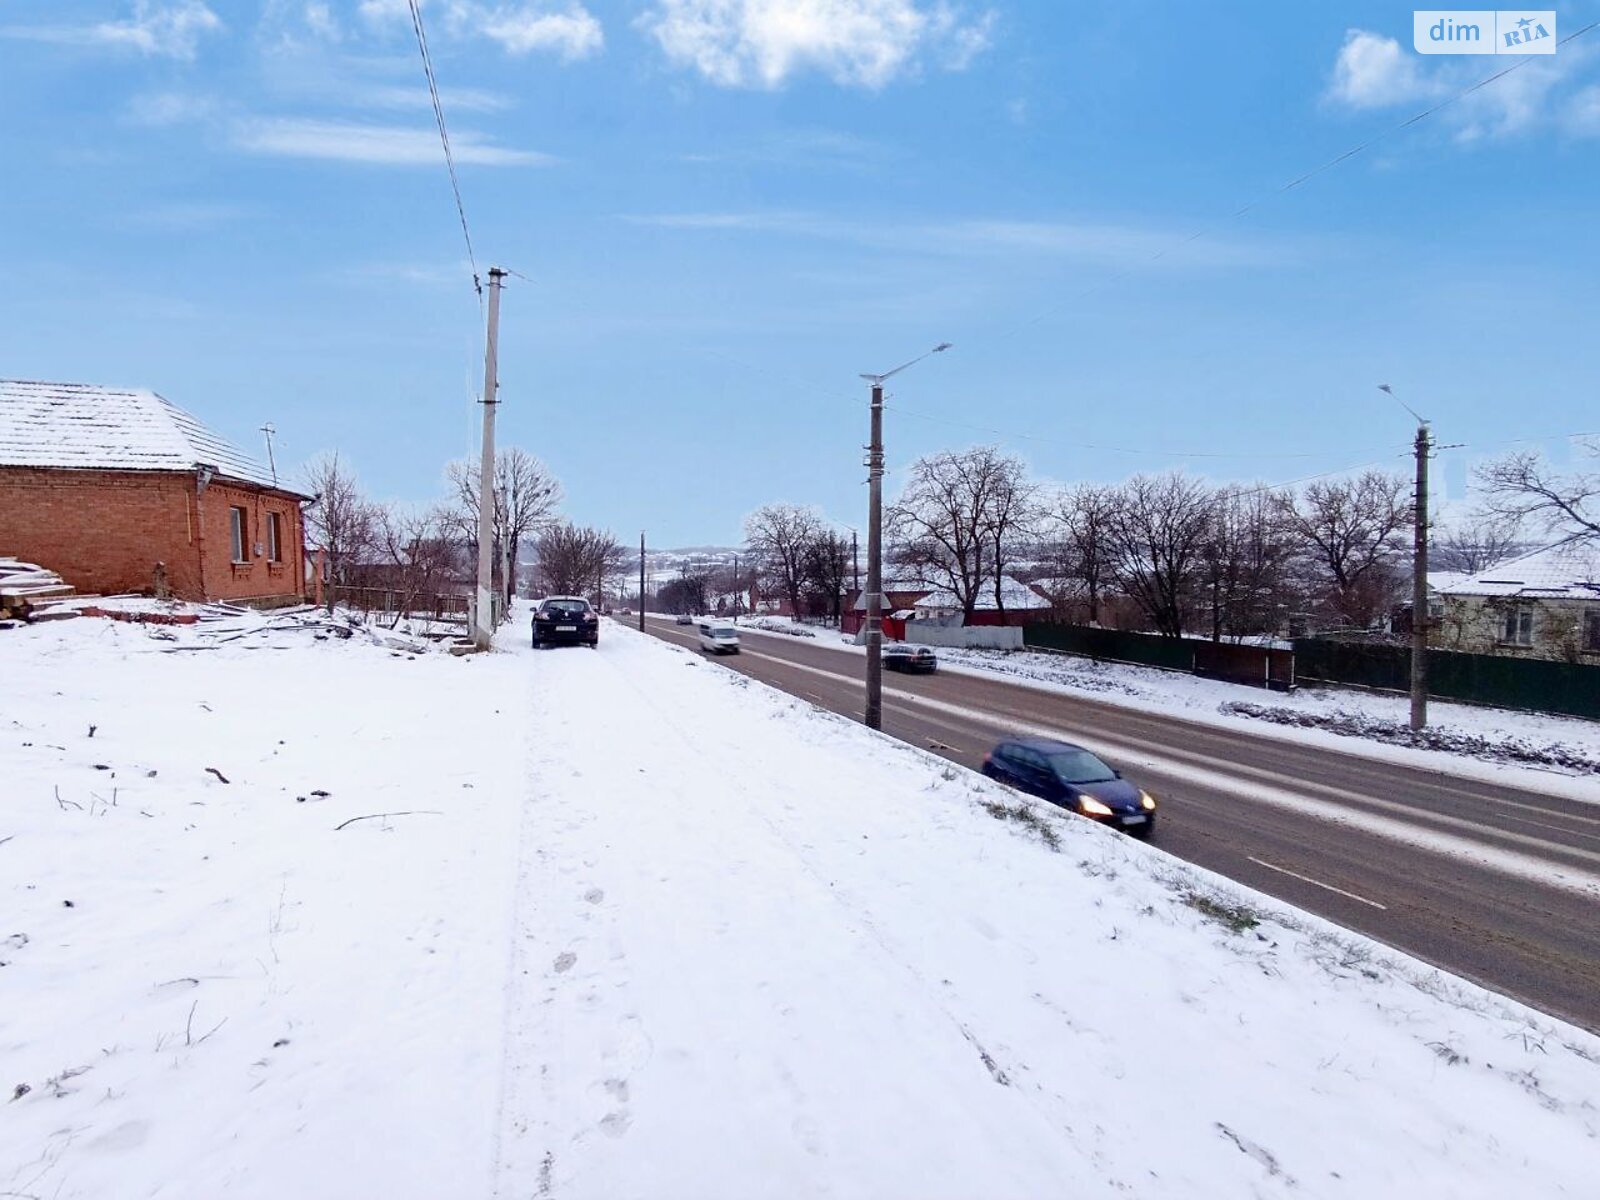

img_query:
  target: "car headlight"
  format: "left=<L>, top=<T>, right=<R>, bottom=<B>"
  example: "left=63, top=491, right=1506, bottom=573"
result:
left=1078, top=796, right=1113, bottom=817
left=1140, top=791, right=1157, bottom=811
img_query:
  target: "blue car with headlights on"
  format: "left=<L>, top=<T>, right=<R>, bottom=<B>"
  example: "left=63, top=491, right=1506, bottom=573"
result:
left=981, top=736, right=1156, bottom=837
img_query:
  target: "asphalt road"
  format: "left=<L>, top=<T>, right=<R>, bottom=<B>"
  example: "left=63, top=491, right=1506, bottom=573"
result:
left=633, top=616, right=1600, bottom=1034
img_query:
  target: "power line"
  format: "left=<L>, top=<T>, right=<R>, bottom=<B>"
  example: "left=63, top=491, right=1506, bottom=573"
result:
left=407, top=0, right=480, bottom=296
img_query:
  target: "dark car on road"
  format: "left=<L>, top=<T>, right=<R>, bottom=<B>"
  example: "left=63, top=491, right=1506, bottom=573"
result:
left=884, top=644, right=937, bottom=673
left=532, top=596, right=599, bottom=648
left=982, top=736, right=1156, bottom=837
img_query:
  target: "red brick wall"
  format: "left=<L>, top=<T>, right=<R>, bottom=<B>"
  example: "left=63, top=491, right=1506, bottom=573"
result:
left=0, top=467, right=203, bottom=597
left=196, top=480, right=305, bottom=603
left=0, top=467, right=304, bottom=603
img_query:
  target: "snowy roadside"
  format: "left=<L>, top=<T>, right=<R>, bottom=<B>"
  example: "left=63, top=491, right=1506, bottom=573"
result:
left=6, top=610, right=1599, bottom=1198
left=499, top=621, right=1600, bottom=1198
left=1, top=610, right=528, bottom=1200
left=730, top=618, right=1600, bottom=800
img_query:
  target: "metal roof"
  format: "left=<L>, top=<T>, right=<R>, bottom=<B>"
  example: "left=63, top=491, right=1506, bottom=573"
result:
left=0, top=378, right=299, bottom=493
left=1435, top=539, right=1600, bottom=600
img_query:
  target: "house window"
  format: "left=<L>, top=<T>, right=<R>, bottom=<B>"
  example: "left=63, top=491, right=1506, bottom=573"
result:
left=229, top=506, right=248, bottom=563
left=1585, top=610, right=1600, bottom=654
left=267, top=512, right=282, bottom=563
left=1500, top=607, right=1533, bottom=647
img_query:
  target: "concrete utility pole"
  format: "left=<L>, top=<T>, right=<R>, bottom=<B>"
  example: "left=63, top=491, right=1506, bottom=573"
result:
left=638, top=531, right=645, bottom=633
left=473, top=267, right=506, bottom=650
left=1411, top=422, right=1432, bottom=731
left=861, top=342, right=951, bottom=730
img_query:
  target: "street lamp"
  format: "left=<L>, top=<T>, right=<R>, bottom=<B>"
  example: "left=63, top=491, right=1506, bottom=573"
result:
left=862, top=342, right=952, bottom=730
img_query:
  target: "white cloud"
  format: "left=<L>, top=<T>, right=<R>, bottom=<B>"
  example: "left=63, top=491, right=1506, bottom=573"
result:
left=357, top=83, right=514, bottom=112
left=231, top=117, right=554, bottom=165
left=636, top=0, right=995, bottom=89
left=1325, top=30, right=1439, bottom=109
left=1, top=1, right=223, bottom=60
left=360, top=0, right=603, bottom=60
left=1324, top=27, right=1599, bottom=142
left=303, top=3, right=341, bottom=42
left=1566, top=84, right=1600, bottom=135
left=622, top=211, right=1300, bottom=269
left=470, top=5, right=603, bottom=58
left=91, top=0, right=222, bottom=58
left=125, top=90, right=218, bottom=126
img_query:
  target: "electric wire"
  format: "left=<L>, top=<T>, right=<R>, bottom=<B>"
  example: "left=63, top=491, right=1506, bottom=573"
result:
left=407, top=0, right=481, bottom=296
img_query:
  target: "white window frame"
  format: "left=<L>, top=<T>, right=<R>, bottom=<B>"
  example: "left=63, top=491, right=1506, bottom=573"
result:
left=1500, top=606, right=1533, bottom=647
left=229, top=506, right=248, bottom=564
left=266, top=511, right=282, bottom=563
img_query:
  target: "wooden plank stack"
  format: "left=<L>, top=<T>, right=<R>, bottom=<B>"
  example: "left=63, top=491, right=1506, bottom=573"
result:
left=0, top=557, right=79, bottom=623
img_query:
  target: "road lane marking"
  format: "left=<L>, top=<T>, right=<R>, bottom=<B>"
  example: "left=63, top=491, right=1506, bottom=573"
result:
left=1247, top=857, right=1388, bottom=910
left=927, top=739, right=960, bottom=753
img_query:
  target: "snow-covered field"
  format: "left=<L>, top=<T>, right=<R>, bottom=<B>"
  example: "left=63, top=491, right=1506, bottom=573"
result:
left=4, top=608, right=1598, bottom=1198
left=733, top=618, right=1600, bottom=794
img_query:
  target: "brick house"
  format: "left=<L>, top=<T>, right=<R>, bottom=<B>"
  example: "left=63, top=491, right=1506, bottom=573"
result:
left=1431, top=540, right=1600, bottom=662
left=0, top=379, right=310, bottom=605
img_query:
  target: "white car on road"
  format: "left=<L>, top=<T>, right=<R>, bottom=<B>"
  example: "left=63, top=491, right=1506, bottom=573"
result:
left=697, top=622, right=741, bottom=655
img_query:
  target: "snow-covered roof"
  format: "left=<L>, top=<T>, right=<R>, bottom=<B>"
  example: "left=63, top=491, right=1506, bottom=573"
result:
left=1435, top=540, right=1600, bottom=600
left=913, top=576, right=1050, bottom=611
left=0, top=379, right=295, bottom=493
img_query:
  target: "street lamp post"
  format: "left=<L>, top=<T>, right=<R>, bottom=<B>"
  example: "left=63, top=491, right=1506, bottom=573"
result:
left=862, top=342, right=952, bottom=731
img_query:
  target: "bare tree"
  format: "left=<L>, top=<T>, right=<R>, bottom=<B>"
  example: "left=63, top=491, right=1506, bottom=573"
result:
left=1475, top=439, right=1600, bottom=544
left=888, top=447, right=1024, bottom=621
left=1433, top=511, right=1523, bottom=574
left=1046, top=483, right=1117, bottom=626
left=1104, top=472, right=1214, bottom=637
left=983, top=457, right=1039, bottom=621
left=301, top=452, right=378, bottom=612
left=1199, top=485, right=1296, bottom=640
left=445, top=447, right=563, bottom=603
left=1277, top=470, right=1410, bottom=629
left=799, top=530, right=851, bottom=624
left=536, top=523, right=627, bottom=598
left=658, top=574, right=710, bottom=616
left=372, top=504, right=457, bottom=627
left=745, top=504, right=823, bottom=621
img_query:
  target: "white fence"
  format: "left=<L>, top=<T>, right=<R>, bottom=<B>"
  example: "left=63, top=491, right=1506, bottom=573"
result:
left=904, top=622, right=1023, bottom=650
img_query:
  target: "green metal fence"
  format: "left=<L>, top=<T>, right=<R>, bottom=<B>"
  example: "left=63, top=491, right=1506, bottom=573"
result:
left=1023, top=623, right=1196, bottom=671
left=1294, top=639, right=1600, bottom=720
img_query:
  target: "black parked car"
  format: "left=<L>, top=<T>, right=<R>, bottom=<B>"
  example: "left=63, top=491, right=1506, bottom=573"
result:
left=532, top=596, right=599, bottom=648
left=982, top=736, right=1156, bottom=837
left=884, top=644, right=938, bottom=673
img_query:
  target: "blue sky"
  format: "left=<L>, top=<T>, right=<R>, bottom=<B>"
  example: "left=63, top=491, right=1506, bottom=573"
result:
left=2, top=1, right=1598, bottom=546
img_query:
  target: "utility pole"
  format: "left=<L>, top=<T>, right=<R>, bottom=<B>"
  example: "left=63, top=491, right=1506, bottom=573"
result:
left=1411, top=422, right=1431, bottom=731
left=852, top=529, right=859, bottom=594
left=865, top=382, right=886, bottom=729
left=860, top=342, right=951, bottom=731
left=473, top=266, right=506, bottom=650
left=638, top=531, right=645, bottom=633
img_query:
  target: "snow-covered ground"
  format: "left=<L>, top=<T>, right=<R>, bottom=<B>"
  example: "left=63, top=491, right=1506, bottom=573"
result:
left=732, top=617, right=1600, bottom=796
left=4, top=608, right=1599, bottom=1198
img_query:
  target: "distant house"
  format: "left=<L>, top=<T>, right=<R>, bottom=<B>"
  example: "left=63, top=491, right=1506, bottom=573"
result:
left=911, top=576, right=1052, bottom=627
left=1431, top=540, right=1600, bottom=662
left=0, top=379, right=309, bottom=605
